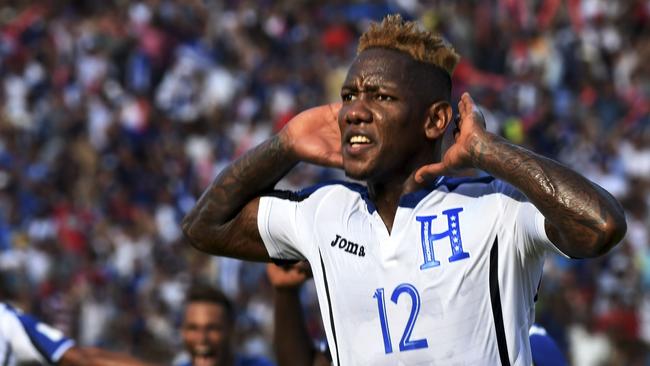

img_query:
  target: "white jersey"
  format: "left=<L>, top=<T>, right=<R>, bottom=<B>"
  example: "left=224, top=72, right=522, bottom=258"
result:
left=0, top=302, right=75, bottom=365
left=258, top=176, right=568, bottom=366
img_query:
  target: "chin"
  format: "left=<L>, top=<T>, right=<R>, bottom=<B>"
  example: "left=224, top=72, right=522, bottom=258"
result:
left=343, top=166, right=370, bottom=181
left=342, top=157, right=375, bottom=180
left=191, top=356, right=218, bottom=366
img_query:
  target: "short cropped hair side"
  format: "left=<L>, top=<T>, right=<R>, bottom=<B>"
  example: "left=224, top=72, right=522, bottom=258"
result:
left=185, top=283, right=234, bottom=321
left=358, top=14, right=460, bottom=77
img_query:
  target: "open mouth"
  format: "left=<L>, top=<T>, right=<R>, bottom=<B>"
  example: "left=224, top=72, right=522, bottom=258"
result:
left=193, top=355, right=217, bottom=366
left=192, top=347, right=218, bottom=366
left=349, top=135, right=371, bottom=146
left=346, top=134, right=374, bottom=154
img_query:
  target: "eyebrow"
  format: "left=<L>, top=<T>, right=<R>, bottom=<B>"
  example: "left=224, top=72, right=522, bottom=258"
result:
left=341, top=79, right=399, bottom=92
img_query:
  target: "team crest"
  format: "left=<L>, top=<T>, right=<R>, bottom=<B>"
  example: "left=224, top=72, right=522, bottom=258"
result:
left=416, top=207, right=470, bottom=270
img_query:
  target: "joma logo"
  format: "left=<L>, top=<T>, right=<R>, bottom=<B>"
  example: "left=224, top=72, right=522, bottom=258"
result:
left=330, top=234, right=366, bottom=257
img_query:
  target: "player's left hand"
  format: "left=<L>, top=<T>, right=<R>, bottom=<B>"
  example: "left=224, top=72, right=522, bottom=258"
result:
left=415, top=92, right=489, bottom=182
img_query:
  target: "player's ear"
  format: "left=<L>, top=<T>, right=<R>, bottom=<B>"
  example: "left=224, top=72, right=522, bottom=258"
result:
left=424, top=101, right=452, bottom=140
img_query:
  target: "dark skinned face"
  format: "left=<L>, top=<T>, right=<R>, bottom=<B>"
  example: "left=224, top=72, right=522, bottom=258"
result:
left=338, top=48, right=441, bottom=183
left=182, top=302, right=232, bottom=366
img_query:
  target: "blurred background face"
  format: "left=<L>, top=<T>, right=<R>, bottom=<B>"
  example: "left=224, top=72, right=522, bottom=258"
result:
left=182, top=301, right=232, bottom=366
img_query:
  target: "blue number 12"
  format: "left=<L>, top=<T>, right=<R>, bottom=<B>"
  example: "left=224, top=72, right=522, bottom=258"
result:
left=373, top=283, right=428, bottom=354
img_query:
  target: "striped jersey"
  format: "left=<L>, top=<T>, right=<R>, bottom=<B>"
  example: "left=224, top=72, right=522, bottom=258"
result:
left=258, top=176, right=567, bottom=365
left=0, top=302, right=75, bottom=365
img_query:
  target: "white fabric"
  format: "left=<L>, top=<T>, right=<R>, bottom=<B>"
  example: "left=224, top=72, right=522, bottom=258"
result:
left=0, top=302, right=75, bottom=365
left=259, top=177, right=566, bottom=365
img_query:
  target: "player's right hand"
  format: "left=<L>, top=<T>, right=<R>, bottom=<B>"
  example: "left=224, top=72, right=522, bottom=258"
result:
left=279, top=103, right=343, bottom=168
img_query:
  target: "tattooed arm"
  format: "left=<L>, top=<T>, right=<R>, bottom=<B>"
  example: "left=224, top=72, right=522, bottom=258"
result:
left=416, top=93, right=626, bottom=258
left=182, top=104, right=342, bottom=261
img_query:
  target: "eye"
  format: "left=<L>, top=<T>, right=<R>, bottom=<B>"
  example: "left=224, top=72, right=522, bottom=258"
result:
left=376, top=94, right=394, bottom=101
left=341, top=93, right=357, bottom=102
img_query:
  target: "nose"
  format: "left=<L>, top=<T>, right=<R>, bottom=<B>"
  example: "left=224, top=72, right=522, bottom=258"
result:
left=197, top=329, right=210, bottom=344
left=345, top=100, right=372, bottom=124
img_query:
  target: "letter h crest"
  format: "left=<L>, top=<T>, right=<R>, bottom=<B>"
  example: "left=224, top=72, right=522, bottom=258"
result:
left=416, top=208, right=470, bottom=270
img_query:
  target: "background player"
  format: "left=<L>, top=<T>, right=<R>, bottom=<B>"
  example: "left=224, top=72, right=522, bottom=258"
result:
left=177, top=284, right=274, bottom=366
left=0, top=301, right=157, bottom=366
left=182, top=14, right=626, bottom=365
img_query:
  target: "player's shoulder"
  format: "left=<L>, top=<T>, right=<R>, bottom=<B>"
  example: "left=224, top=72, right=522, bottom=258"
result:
left=0, top=302, right=20, bottom=321
left=0, top=302, right=13, bottom=334
left=434, top=174, right=502, bottom=193
left=433, top=175, right=523, bottom=200
left=264, top=180, right=370, bottom=202
left=0, top=302, right=15, bottom=313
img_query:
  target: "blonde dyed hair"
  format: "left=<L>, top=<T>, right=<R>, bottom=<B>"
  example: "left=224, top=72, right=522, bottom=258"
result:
left=358, top=14, right=460, bottom=76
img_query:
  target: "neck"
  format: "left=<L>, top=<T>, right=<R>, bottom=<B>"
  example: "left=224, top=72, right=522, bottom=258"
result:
left=367, top=142, right=443, bottom=233
left=368, top=171, right=428, bottom=233
left=214, top=350, right=235, bottom=366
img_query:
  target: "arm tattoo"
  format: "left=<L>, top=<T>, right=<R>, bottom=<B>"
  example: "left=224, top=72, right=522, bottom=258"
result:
left=182, top=135, right=297, bottom=260
left=471, top=134, right=626, bottom=257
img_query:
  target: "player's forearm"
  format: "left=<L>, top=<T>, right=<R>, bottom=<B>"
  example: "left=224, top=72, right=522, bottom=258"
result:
left=471, top=133, right=626, bottom=257
left=182, top=134, right=297, bottom=254
left=274, top=289, right=315, bottom=366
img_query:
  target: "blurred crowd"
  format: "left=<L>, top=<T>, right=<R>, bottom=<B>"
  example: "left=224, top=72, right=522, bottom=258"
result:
left=0, top=0, right=647, bottom=364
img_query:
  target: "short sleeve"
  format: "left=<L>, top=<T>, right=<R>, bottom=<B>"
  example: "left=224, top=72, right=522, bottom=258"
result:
left=494, top=181, right=570, bottom=258
left=0, top=303, right=75, bottom=364
left=514, top=202, right=569, bottom=257
left=257, top=193, right=310, bottom=261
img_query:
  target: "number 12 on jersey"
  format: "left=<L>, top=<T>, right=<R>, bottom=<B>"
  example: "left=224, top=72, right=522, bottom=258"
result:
left=373, top=283, right=428, bottom=354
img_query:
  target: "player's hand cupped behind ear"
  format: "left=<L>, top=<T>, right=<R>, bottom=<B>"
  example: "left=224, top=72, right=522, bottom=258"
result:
left=280, top=103, right=343, bottom=168
left=415, top=93, right=489, bottom=182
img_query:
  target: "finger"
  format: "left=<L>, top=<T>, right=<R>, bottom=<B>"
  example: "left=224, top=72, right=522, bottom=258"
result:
left=294, top=261, right=311, bottom=272
left=294, top=261, right=314, bottom=278
left=415, top=162, right=449, bottom=183
left=459, top=92, right=474, bottom=117
left=458, top=93, right=466, bottom=116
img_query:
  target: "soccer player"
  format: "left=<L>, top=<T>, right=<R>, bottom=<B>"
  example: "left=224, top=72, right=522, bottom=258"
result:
left=177, top=284, right=274, bottom=366
left=182, top=14, right=626, bottom=365
left=0, top=301, right=157, bottom=366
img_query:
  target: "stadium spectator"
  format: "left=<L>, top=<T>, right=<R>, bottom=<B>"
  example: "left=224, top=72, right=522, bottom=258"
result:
left=176, top=283, right=274, bottom=366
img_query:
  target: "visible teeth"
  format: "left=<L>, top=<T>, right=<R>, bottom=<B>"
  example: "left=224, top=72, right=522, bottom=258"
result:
left=349, top=135, right=370, bottom=144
